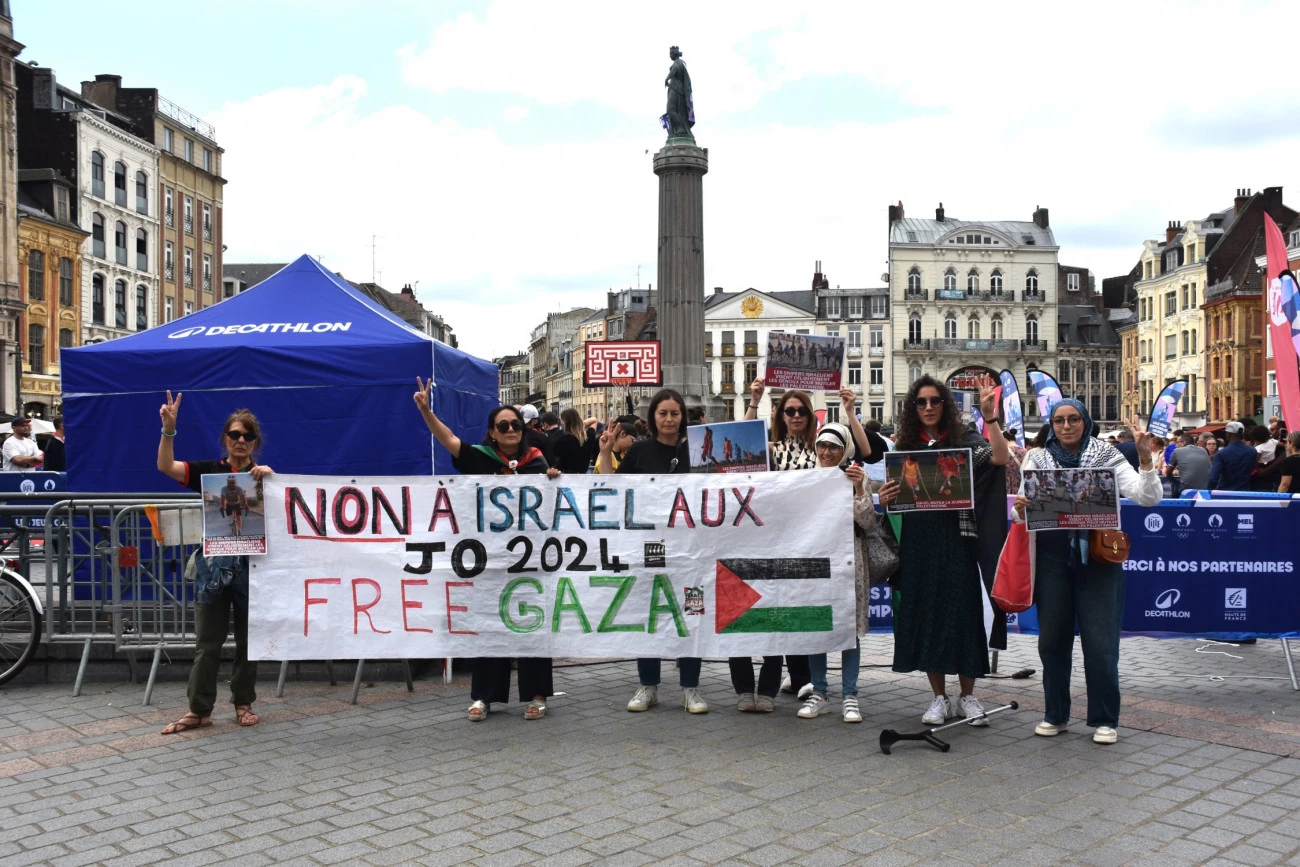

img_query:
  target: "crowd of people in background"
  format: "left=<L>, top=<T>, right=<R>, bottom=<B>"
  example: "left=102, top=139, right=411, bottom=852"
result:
left=0, top=415, right=65, bottom=472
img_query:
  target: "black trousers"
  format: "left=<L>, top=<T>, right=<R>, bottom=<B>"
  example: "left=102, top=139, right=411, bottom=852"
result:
left=469, top=657, right=553, bottom=704
left=786, top=655, right=811, bottom=693
left=728, top=656, right=783, bottom=697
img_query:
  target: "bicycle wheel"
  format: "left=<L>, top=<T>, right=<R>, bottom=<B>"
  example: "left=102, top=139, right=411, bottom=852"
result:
left=0, top=570, right=41, bottom=686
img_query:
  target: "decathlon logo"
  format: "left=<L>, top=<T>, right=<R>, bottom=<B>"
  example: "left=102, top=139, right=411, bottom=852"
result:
left=1144, top=514, right=1164, bottom=533
left=1176, top=513, right=1191, bottom=528
left=1225, top=588, right=1246, bottom=609
left=1155, top=588, right=1181, bottom=609
left=169, top=322, right=353, bottom=339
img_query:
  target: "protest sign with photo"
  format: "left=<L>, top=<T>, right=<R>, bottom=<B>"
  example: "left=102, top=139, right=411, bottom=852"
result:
left=883, top=448, right=974, bottom=512
left=687, top=419, right=769, bottom=473
left=1022, top=467, right=1120, bottom=531
left=201, top=472, right=266, bottom=555
left=251, top=469, right=856, bottom=659
left=763, top=332, right=845, bottom=391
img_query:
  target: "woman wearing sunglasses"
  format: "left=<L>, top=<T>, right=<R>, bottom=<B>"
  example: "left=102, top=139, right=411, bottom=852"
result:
left=877, top=375, right=1008, bottom=728
left=1013, top=402, right=1159, bottom=745
left=156, top=392, right=272, bottom=734
left=414, top=378, right=558, bottom=721
left=596, top=389, right=709, bottom=714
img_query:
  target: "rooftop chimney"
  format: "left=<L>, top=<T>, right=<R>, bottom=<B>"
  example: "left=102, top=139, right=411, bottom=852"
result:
left=887, top=200, right=905, bottom=225
left=1165, top=221, right=1182, bottom=244
left=1234, top=188, right=1252, bottom=216
left=811, top=260, right=828, bottom=291
left=935, top=202, right=945, bottom=221
left=80, top=73, right=122, bottom=111
left=712, top=286, right=724, bottom=295
left=400, top=283, right=415, bottom=297
left=1033, top=206, right=1049, bottom=229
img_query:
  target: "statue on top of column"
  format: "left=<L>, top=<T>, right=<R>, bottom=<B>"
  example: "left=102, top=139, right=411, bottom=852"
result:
left=662, top=46, right=695, bottom=141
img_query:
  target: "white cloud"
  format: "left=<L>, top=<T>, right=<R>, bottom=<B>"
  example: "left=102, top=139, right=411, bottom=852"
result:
left=211, top=1, right=1300, bottom=362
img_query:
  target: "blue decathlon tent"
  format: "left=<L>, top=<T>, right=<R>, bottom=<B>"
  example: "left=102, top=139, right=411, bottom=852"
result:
left=61, top=255, right=498, bottom=492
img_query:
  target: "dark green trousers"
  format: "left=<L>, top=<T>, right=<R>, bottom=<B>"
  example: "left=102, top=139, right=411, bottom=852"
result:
left=188, top=579, right=257, bottom=715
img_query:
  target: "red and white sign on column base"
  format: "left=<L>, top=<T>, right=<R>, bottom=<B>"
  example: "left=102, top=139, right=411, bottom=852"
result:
left=584, top=340, right=662, bottom=387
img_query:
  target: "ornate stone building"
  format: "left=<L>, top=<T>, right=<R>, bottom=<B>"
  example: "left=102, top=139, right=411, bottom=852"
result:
left=0, top=4, right=23, bottom=416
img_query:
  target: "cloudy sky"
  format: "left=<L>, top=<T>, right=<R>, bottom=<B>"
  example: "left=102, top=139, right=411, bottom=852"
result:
left=17, top=0, right=1300, bottom=359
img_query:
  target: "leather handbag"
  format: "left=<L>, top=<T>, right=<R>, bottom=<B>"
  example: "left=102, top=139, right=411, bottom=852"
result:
left=860, top=518, right=900, bottom=585
left=1089, top=529, right=1130, bottom=564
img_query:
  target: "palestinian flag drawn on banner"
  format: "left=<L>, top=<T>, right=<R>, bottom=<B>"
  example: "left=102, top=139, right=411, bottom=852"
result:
left=715, top=558, right=833, bottom=633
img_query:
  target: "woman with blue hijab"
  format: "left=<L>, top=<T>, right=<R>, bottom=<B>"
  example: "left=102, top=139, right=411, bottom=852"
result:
left=1013, top=400, right=1160, bottom=745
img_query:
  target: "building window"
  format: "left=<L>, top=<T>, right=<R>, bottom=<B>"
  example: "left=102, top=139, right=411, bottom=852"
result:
left=1106, top=395, right=1117, bottom=419
left=114, top=221, right=128, bottom=265
left=28, top=324, right=44, bottom=375
left=909, top=362, right=923, bottom=384
left=1059, top=360, right=1071, bottom=382
left=184, top=300, right=193, bottom=316
left=27, top=250, right=44, bottom=301
left=847, top=296, right=864, bottom=318
left=202, top=203, right=212, bottom=241
left=847, top=363, right=862, bottom=385
left=92, top=213, right=105, bottom=258
left=1165, top=334, right=1177, bottom=359
left=968, top=317, right=980, bottom=339
left=114, top=279, right=127, bottom=329
left=163, top=127, right=174, bottom=152
left=1026, top=270, right=1039, bottom=295
left=870, top=402, right=884, bottom=422
left=91, top=151, right=105, bottom=198
left=1105, top=361, right=1116, bottom=383
left=991, top=315, right=1003, bottom=340
left=202, top=254, right=212, bottom=291
left=58, top=327, right=73, bottom=358
left=92, top=274, right=105, bottom=324
left=164, top=187, right=174, bottom=227
left=1091, top=394, right=1101, bottom=420
left=1190, top=329, right=1197, bottom=353
left=184, top=248, right=194, bottom=287
left=869, top=361, right=883, bottom=385
left=869, top=325, right=883, bottom=349
left=823, top=296, right=840, bottom=318
left=184, top=138, right=194, bottom=162
left=1091, top=361, right=1101, bottom=382
left=744, top=360, right=757, bottom=384
left=908, top=314, right=922, bottom=343
left=1026, top=314, right=1039, bottom=344
left=113, top=161, right=127, bottom=206
left=967, top=269, right=979, bottom=295
left=1067, top=272, right=1079, bottom=292
left=1165, top=291, right=1177, bottom=316
left=59, top=258, right=73, bottom=306
left=869, top=295, right=887, bottom=318
left=944, top=269, right=957, bottom=292
left=164, top=241, right=175, bottom=282
left=944, top=314, right=957, bottom=339
left=136, top=229, right=148, bottom=272
left=184, top=196, right=194, bottom=234
left=721, top=361, right=734, bottom=391
left=134, top=171, right=148, bottom=214
left=1181, top=330, right=1189, bottom=355
left=165, top=296, right=174, bottom=322
left=202, top=148, right=213, bottom=173
left=990, top=270, right=1003, bottom=296
left=907, top=268, right=921, bottom=292
left=136, top=285, right=148, bottom=331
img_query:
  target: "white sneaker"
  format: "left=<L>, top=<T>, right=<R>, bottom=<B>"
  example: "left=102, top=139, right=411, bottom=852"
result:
left=958, top=695, right=989, bottom=727
left=736, top=692, right=756, bottom=713
left=1034, top=720, right=1068, bottom=737
left=754, top=695, right=775, bottom=713
left=682, top=688, right=709, bottom=714
left=922, top=694, right=950, bottom=725
left=779, top=675, right=794, bottom=694
left=627, top=685, right=658, bottom=712
left=796, top=683, right=815, bottom=700
left=1093, top=725, right=1118, bottom=744
left=797, top=693, right=832, bottom=719
left=842, top=696, right=862, bottom=723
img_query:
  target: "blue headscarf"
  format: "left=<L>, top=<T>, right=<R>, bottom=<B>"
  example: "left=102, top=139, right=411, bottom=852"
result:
left=1045, top=398, right=1094, bottom=469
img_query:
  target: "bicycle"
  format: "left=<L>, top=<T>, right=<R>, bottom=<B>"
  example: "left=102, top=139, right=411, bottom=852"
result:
left=0, top=564, right=42, bottom=686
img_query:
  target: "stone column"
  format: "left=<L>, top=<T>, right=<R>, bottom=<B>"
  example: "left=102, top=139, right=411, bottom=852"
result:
left=653, top=140, right=722, bottom=418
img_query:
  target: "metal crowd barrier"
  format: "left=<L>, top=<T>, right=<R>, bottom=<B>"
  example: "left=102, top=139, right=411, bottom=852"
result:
left=0, top=491, right=434, bottom=704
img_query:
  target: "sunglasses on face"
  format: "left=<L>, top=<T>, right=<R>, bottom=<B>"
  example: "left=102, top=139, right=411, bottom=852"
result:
left=494, top=419, right=525, bottom=433
left=1052, top=416, right=1084, bottom=427
left=783, top=407, right=810, bottom=418
left=913, top=397, right=944, bottom=409
left=225, top=430, right=257, bottom=442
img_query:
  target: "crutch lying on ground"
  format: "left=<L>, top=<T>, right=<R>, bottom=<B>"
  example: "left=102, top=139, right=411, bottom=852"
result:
left=879, top=701, right=1019, bottom=754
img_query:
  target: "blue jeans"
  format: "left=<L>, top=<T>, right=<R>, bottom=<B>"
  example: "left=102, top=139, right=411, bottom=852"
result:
left=1034, top=533, right=1124, bottom=727
left=808, top=639, right=861, bottom=698
left=637, top=657, right=700, bottom=688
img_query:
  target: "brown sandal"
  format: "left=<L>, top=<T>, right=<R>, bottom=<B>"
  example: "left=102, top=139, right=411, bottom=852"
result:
left=160, top=712, right=212, bottom=735
left=235, top=705, right=260, bottom=727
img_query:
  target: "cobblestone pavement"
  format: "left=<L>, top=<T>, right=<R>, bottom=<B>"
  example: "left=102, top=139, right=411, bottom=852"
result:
left=1, top=634, right=1298, bottom=866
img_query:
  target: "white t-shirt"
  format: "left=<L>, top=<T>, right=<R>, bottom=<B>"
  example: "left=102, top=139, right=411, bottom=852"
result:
left=1257, top=440, right=1278, bottom=465
left=2, top=435, right=42, bottom=471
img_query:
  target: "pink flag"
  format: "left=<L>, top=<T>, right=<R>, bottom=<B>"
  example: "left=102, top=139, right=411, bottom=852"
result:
left=1263, top=214, right=1300, bottom=428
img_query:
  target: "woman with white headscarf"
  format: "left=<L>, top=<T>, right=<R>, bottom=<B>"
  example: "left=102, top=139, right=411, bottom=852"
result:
left=1013, top=399, right=1160, bottom=745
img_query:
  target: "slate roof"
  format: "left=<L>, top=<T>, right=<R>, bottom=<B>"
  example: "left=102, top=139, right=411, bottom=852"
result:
left=890, top=217, right=1055, bottom=247
left=1057, top=304, right=1120, bottom=348
left=221, top=262, right=289, bottom=290
left=704, top=288, right=816, bottom=314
